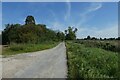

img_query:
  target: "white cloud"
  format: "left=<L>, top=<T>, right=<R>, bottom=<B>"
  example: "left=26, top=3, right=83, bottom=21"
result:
left=49, top=21, right=65, bottom=32
left=87, top=3, right=102, bottom=12
left=76, top=2, right=118, bottom=39
left=80, top=2, right=102, bottom=16
left=77, top=23, right=118, bottom=38
left=75, top=3, right=103, bottom=37
left=95, top=24, right=118, bottom=38
left=64, top=0, right=71, bottom=21
left=76, top=3, right=102, bottom=29
left=48, top=10, right=65, bottom=31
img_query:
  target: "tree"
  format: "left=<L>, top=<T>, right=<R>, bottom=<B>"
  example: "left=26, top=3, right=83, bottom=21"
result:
left=56, top=32, right=65, bottom=41
left=100, top=37, right=102, bottom=40
left=73, top=28, right=78, bottom=33
left=2, top=15, right=66, bottom=44
left=87, top=35, right=91, bottom=40
left=2, top=24, right=21, bottom=44
left=104, top=38, right=107, bottom=40
left=25, top=15, right=36, bottom=25
left=65, top=26, right=78, bottom=40
left=91, top=37, right=97, bottom=40
left=65, top=30, right=67, bottom=35
left=116, top=37, right=120, bottom=40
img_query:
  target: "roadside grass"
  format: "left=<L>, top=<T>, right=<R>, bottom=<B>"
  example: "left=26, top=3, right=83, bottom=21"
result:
left=2, top=41, right=59, bottom=57
left=66, top=41, right=118, bottom=79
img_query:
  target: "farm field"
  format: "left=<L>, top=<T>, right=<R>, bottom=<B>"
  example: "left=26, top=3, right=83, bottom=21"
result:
left=66, top=41, right=118, bottom=78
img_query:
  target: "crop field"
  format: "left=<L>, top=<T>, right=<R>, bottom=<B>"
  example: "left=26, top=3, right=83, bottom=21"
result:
left=66, top=41, right=118, bottom=79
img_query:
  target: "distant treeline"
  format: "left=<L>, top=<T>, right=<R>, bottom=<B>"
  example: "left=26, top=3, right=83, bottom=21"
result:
left=2, top=15, right=78, bottom=45
left=79, top=35, right=120, bottom=40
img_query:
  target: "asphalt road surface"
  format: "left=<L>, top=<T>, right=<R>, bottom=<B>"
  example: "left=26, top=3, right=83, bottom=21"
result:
left=2, top=42, right=67, bottom=78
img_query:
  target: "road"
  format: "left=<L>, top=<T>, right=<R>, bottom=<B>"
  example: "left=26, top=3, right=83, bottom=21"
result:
left=2, top=42, right=67, bottom=78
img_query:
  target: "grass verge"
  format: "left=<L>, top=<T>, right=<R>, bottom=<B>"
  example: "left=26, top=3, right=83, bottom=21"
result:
left=2, top=41, right=59, bottom=57
left=66, top=41, right=118, bottom=79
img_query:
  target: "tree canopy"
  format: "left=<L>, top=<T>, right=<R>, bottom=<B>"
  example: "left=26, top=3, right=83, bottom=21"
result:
left=2, top=16, right=65, bottom=45
left=25, top=16, right=36, bottom=25
left=65, top=27, right=78, bottom=40
left=2, top=16, right=78, bottom=45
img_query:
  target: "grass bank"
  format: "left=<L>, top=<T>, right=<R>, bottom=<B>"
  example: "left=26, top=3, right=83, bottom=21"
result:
left=2, top=41, right=59, bottom=57
left=66, top=41, right=118, bottom=79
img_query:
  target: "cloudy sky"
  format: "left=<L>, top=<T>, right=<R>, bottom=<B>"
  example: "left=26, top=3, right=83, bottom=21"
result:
left=2, top=2, right=118, bottom=38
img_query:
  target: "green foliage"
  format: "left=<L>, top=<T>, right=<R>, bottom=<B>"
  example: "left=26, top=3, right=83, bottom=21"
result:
left=2, top=16, right=65, bottom=45
left=2, top=24, right=21, bottom=44
left=66, top=41, right=118, bottom=78
left=65, top=27, right=78, bottom=40
left=87, top=35, right=91, bottom=40
left=25, top=15, right=36, bottom=25
left=56, top=32, right=65, bottom=41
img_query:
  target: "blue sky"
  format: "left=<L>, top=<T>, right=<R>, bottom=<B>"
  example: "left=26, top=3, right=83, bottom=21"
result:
left=0, top=2, right=2, bottom=33
left=2, top=2, right=118, bottom=38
